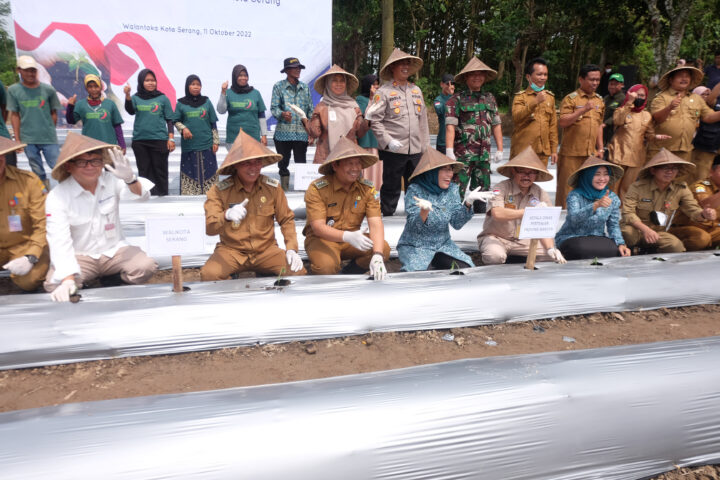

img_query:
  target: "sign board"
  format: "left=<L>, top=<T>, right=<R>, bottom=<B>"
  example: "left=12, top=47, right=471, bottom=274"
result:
left=518, top=207, right=562, bottom=240
left=293, top=163, right=322, bottom=191
left=145, top=216, right=206, bottom=256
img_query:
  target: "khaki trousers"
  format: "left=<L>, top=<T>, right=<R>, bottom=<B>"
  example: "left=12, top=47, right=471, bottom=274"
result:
left=555, top=155, right=586, bottom=208
left=668, top=225, right=720, bottom=251
left=621, top=225, right=685, bottom=253
left=478, top=235, right=553, bottom=265
left=690, top=149, right=719, bottom=184
left=0, top=243, right=50, bottom=291
left=201, top=244, right=306, bottom=281
left=305, top=235, right=391, bottom=275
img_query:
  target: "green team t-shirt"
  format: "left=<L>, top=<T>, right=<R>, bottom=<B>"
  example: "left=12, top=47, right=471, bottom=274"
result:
left=131, top=94, right=174, bottom=141
left=0, top=81, right=10, bottom=139
left=72, top=98, right=123, bottom=145
left=175, top=99, right=218, bottom=152
left=7, top=82, right=61, bottom=144
left=225, top=89, right=266, bottom=143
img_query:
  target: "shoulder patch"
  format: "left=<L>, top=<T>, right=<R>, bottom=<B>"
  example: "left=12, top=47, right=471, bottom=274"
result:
left=569, top=92, right=578, bottom=99
left=313, top=179, right=329, bottom=189
left=216, top=178, right=234, bottom=190
left=515, top=90, right=525, bottom=95
left=546, top=90, right=554, bottom=96
left=594, top=93, right=603, bottom=99
left=264, top=176, right=279, bottom=188
left=360, top=178, right=374, bottom=188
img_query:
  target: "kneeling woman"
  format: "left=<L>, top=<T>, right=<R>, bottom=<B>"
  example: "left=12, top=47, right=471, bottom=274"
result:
left=398, top=149, right=476, bottom=271
left=555, top=156, right=631, bottom=259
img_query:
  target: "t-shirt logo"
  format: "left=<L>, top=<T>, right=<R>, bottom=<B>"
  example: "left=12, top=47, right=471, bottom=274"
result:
left=186, top=108, right=207, bottom=119
left=85, top=109, right=109, bottom=122
left=20, top=99, right=46, bottom=109
left=137, top=102, right=161, bottom=114
left=230, top=100, right=253, bottom=109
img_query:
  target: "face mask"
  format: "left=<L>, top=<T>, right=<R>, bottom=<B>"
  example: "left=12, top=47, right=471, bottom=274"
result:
left=633, top=97, right=645, bottom=108
left=530, top=82, right=545, bottom=92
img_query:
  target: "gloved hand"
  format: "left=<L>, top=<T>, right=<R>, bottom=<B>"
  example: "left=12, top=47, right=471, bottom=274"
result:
left=369, top=253, right=386, bottom=281
left=547, top=247, right=567, bottom=264
left=286, top=250, right=303, bottom=272
left=492, top=150, right=504, bottom=163
left=225, top=199, right=249, bottom=223
left=105, top=148, right=137, bottom=184
left=342, top=229, right=374, bottom=251
left=3, top=256, right=33, bottom=276
left=288, top=104, right=307, bottom=120
left=51, top=278, right=78, bottom=303
left=463, top=186, right=494, bottom=206
left=446, top=148, right=456, bottom=160
left=413, top=196, right=433, bottom=212
left=388, top=139, right=403, bottom=152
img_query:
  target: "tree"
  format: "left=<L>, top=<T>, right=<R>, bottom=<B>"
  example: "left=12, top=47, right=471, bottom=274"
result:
left=645, top=0, right=696, bottom=74
left=381, top=0, right=394, bottom=67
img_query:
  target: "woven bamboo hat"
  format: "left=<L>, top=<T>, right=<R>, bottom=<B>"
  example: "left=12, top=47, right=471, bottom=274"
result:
left=313, top=64, right=359, bottom=95
left=568, top=156, right=624, bottom=187
left=455, top=57, right=498, bottom=84
left=318, top=136, right=378, bottom=175
left=217, top=129, right=282, bottom=175
left=0, top=136, right=26, bottom=157
left=496, top=146, right=553, bottom=182
left=51, top=132, right=116, bottom=181
left=408, top=148, right=464, bottom=182
left=639, top=148, right=695, bottom=179
left=658, top=66, right=704, bottom=91
left=379, top=48, right=423, bottom=82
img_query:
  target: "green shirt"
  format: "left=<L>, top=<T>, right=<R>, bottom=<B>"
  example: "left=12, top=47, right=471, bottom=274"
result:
left=175, top=99, right=218, bottom=152
left=72, top=98, right=123, bottom=145
left=7, top=82, right=60, bottom=144
left=434, top=93, right=452, bottom=147
left=130, top=94, right=174, bottom=141
left=355, top=95, right=378, bottom=149
left=0, top=81, right=10, bottom=139
left=225, top=89, right=265, bottom=143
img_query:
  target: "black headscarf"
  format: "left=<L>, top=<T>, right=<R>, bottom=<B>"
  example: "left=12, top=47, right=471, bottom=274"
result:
left=360, top=74, right=378, bottom=97
left=136, top=69, right=164, bottom=100
left=178, top=74, right=208, bottom=108
left=230, top=64, right=254, bottom=94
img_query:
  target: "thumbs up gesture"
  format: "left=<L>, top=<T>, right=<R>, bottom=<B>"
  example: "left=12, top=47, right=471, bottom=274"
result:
left=595, top=189, right=612, bottom=210
left=225, top=198, right=249, bottom=224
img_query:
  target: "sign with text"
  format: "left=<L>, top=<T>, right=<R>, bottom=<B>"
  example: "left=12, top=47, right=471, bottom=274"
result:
left=145, top=216, right=206, bottom=256
left=518, top=207, right=562, bottom=239
left=293, top=163, right=322, bottom=191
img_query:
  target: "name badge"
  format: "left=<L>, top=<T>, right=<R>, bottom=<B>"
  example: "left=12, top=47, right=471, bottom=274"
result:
left=328, top=110, right=337, bottom=122
left=8, top=215, right=22, bottom=232
left=104, top=222, right=116, bottom=238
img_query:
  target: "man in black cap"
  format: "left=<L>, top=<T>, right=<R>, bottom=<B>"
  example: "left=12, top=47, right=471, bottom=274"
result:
left=433, top=73, right=455, bottom=154
left=270, top=57, right=314, bottom=191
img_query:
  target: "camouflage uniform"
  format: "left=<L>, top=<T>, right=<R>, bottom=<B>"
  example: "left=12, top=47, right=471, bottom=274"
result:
left=445, top=90, right=501, bottom=193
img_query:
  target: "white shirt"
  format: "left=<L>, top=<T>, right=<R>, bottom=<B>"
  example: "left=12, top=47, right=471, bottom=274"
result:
left=46, top=171, right=149, bottom=283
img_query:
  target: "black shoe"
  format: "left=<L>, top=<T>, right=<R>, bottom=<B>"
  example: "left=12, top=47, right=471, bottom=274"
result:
left=98, top=273, right=125, bottom=287
left=340, top=260, right=366, bottom=275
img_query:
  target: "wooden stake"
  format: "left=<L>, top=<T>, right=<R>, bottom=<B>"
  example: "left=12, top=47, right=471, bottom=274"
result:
left=172, top=255, right=183, bottom=292
left=525, top=239, right=539, bottom=270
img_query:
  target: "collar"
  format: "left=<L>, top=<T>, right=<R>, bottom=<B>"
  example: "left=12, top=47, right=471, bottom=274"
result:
left=3, top=164, right=19, bottom=181
left=234, top=176, right=260, bottom=194
left=577, top=88, right=593, bottom=98
left=65, top=172, right=106, bottom=198
left=666, top=88, right=688, bottom=96
left=330, top=174, right=358, bottom=193
left=282, top=79, right=306, bottom=91
left=650, top=179, right=678, bottom=193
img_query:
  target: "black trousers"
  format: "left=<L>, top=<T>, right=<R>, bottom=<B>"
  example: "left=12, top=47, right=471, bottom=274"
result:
left=379, top=150, right=422, bottom=216
left=430, top=252, right=470, bottom=270
left=558, top=236, right=619, bottom=260
left=132, top=140, right=169, bottom=196
left=5, top=151, right=17, bottom=167
left=275, top=139, right=307, bottom=177
left=435, top=145, right=446, bottom=154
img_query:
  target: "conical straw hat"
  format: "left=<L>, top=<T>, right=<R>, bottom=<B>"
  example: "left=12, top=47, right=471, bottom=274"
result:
left=51, top=132, right=116, bottom=181
left=658, top=66, right=704, bottom=91
left=313, top=64, right=359, bottom=95
left=318, top=136, right=378, bottom=175
left=217, top=129, right=282, bottom=175
left=639, top=148, right=695, bottom=179
left=454, top=57, right=498, bottom=84
left=408, top=148, right=464, bottom=182
left=496, top=146, right=553, bottom=182
left=567, top=156, right=624, bottom=188
left=379, top=48, right=423, bottom=82
left=0, top=136, right=26, bottom=157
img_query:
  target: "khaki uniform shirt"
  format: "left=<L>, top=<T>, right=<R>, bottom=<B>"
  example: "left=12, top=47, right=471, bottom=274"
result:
left=559, top=89, right=605, bottom=156
left=0, top=165, right=47, bottom=257
left=479, top=179, right=551, bottom=240
left=303, top=175, right=381, bottom=238
left=511, top=88, right=558, bottom=157
left=365, top=80, right=430, bottom=154
left=649, top=89, right=714, bottom=152
left=621, top=177, right=704, bottom=229
left=205, top=174, right=299, bottom=252
left=673, top=177, right=719, bottom=228
left=607, top=105, right=655, bottom=167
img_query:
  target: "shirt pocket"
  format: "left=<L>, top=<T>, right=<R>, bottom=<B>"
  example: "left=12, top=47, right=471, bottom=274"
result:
left=254, top=202, right=275, bottom=232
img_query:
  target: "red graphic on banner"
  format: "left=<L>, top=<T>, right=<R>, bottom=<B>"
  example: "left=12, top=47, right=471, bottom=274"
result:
left=14, top=21, right=176, bottom=105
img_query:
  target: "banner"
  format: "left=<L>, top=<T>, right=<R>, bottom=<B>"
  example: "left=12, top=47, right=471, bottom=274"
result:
left=10, top=0, right=331, bottom=131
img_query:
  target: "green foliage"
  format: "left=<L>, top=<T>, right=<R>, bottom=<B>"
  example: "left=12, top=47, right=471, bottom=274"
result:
left=0, top=0, right=15, bottom=87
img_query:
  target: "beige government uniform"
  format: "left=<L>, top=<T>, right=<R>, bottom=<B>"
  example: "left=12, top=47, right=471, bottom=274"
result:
left=303, top=175, right=390, bottom=274
left=607, top=104, right=655, bottom=199
left=201, top=174, right=305, bottom=280
left=478, top=179, right=554, bottom=264
left=621, top=177, right=706, bottom=252
left=670, top=177, right=720, bottom=250
left=557, top=89, right=605, bottom=207
left=510, top=88, right=558, bottom=160
left=0, top=165, right=50, bottom=290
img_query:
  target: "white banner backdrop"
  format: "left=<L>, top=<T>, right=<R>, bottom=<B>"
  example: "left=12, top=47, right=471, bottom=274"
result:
left=10, top=0, right=331, bottom=131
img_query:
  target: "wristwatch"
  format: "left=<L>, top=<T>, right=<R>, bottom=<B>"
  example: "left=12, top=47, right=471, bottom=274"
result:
left=125, top=175, right=139, bottom=185
left=25, top=254, right=38, bottom=264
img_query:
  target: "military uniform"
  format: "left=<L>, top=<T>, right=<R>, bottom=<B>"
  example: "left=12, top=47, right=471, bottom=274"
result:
left=669, top=177, right=720, bottom=250
left=0, top=165, right=49, bottom=290
left=303, top=175, right=390, bottom=274
left=603, top=91, right=626, bottom=145
left=445, top=90, right=501, bottom=193
left=201, top=174, right=304, bottom=279
left=510, top=87, right=558, bottom=160
left=557, top=89, right=605, bottom=207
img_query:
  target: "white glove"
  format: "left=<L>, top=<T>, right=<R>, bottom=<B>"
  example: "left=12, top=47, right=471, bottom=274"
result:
left=369, top=253, right=386, bottom=281
left=3, top=256, right=33, bottom=276
left=547, top=247, right=567, bottom=264
left=388, top=139, right=403, bottom=152
left=50, top=278, right=78, bottom=303
left=446, top=148, right=456, bottom=160
left=105, top=148, right=136, bottom=184
left=225, top=199, right=249, bottom=223
left=463, top=186, right=494, bottom=206
left=536, top=202, right=548, bottom=208
left=288, top=104, right=307, bottom=120
left=492, top=150, right=504, bottom=163
left=342, top=229, right=374, bottom=251
left=285, top=249, right=303, bottom=272
left=413, top=196, right=433, bottom=212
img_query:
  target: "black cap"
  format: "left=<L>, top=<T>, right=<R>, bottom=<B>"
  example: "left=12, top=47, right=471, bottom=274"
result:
left=281, top=57, right=306, bottom=73
left=441, top=73, right=455, bottom=84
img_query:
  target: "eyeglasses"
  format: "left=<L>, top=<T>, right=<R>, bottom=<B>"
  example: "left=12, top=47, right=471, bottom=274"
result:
left=70, top=158, right=104, bottom=168
left=658, top=165, right=680, bottom=172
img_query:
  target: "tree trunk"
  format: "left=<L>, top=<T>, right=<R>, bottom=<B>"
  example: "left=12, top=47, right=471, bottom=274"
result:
left=381, top=0, right=394, bottom=67
left=646, top=0, right=695, bottom=74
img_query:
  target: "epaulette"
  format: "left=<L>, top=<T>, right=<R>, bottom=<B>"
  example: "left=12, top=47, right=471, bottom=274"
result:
left=360, top=178, right=374, bottom=188
left=264, top=176, right=279, bottom=188
left=569, top=92, right=578, bottom=99
left=594, top=93, right=602, bottom=99
left=546, top=90, right=555, bottom=96
left=313, top=179, right=329, bottom=189
left=216, top=177, right=234, bottom=190
left=515, top=90, right=525, bottom=95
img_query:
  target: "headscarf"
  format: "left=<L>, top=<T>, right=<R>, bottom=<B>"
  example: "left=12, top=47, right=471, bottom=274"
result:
left=178, top=74, right=208, bottom=108
left=574, top=165, right=609, bottom=201
left=411, top=168, right=445, bottom=195
left=360, top=74, right=378, bottom=97
left=136, top=69, right=163, bottom=100
left=230, top=64, right=253, bottom=94
left=620, top=84, right=648, bottom=113
left=83, top=74, right=103, bottom=104
left=322, top=74, right=360, bottom=152
left=693, top=86, right=710, bottom=96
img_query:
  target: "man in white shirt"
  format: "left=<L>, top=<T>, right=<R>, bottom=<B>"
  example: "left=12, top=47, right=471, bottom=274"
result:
left=44, top=132, right=157, bottom=302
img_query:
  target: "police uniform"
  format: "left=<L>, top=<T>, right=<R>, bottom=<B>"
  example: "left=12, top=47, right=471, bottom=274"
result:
left=0, top=164, right=49, bottom=291
left=669, top=177, right=720, bottom=250
left=510, top=87, right=558, bottom=161
left=557, top=89, right=605, bottom=208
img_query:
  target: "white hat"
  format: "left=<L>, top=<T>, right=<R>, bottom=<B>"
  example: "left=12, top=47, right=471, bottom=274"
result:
left=17, top=55, right=38, bottom=70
